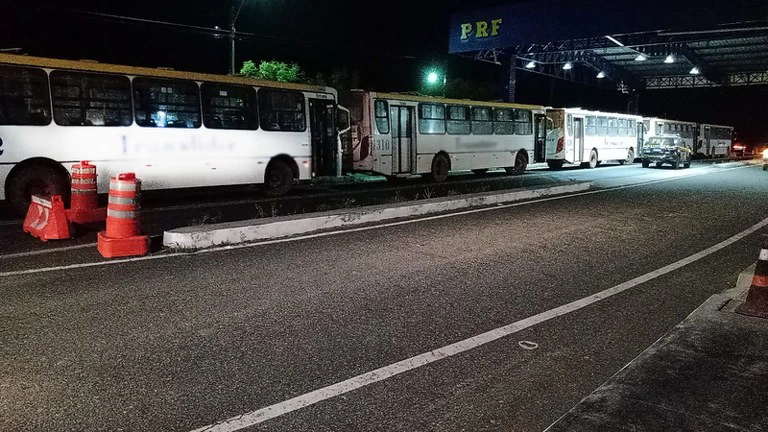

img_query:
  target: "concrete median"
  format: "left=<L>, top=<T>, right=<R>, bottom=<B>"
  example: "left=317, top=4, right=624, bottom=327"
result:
left=163, top=181, right=592, bottom=250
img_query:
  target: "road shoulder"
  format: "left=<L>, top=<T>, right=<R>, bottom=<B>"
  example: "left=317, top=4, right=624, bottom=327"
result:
left=545, top=263, right=768, bottom=431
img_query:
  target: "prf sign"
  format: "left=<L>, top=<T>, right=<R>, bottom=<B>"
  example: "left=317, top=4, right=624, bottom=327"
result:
left=460, top=18, right=502, bottom=41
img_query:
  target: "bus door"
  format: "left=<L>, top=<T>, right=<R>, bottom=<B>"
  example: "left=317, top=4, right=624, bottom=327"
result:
left=703, top=126, right=711, bottom=155
left=309, top=98, right=338, bottom=177
left=390, top=105, right=414, bottom=174
left=534, top=114, right=547, bottom=163
left=573, top=117, right=584, bottom=163
left=637, top=121, right=645, bottom=155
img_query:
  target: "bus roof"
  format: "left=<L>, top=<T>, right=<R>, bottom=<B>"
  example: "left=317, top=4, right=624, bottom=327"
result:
left=699, top=123, right=734, bottom=129
left=547, top=107, right=642, bottom=118
left=363, top=91, right=545, bottom=110
left=0, top=53, right=336, bottom=94
left=643, top=117, right=697, bottom=125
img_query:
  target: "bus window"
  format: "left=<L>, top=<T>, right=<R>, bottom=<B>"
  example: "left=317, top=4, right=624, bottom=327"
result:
left=585, top=116, right=596, bottom=136
left=51, top=71, right=132, bottom=127
left=597, top=117, right=608, bottom=135
left=258, top=88, right=305, bottom=132
left=470, top=107, right=492, bottom=135
left=628, top=120, right=636, bottom=137
left=447, top=105, right=470, bottom=135
left=608, top=118, right=618, bottom=136
left=0, top=65, right=51, bottom=126
left=374, top=100, right=389, bottom=134
left=201, top=83, right=258, bottom=130
left=493, top=108, right=514, bottom=135
left=514, top=109, right=532, bottom=135
left=418, top=103, right=445, bottom=134
left=134, top=78, right=201, bottom=128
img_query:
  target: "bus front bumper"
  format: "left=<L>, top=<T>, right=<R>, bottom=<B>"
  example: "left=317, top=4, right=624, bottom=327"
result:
left=641, top=151, right=679, bottom=164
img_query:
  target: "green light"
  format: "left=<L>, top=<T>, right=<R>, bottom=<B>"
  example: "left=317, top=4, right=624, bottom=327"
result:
left=427, top=72, right=439, bottom=84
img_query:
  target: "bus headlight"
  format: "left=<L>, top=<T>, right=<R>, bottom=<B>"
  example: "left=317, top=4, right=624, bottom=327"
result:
left=763, top=149, right=768, bottom=160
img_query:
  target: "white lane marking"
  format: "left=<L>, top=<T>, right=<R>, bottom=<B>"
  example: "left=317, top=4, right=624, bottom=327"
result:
left=0, top=243, right=97, bottom=260
left=0, top=165, right=751, bottom=277
left=189, top=215, right=768, bottom=432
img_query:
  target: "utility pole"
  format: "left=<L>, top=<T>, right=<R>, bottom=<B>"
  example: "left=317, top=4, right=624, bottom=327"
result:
left=230, top=0, right=246, bottom=75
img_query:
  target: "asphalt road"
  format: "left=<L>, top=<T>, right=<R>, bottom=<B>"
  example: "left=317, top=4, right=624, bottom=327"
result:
left=1, top=162, right=767, bottom=431
left=0, top=159, right=744, bottom=261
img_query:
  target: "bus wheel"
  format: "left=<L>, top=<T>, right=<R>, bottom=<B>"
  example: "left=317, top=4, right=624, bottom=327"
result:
left=588, top=149, right=599, bottom=169
left=505, top=151, right=528, bottom=175
left=547, top=160, right=564, bottom=170
left=619, top=149, right=634, bottom=165
left=263, top=160, right=294, bottom=196
left=471, top=169, right=488, bottom=175
left=7, top=165, right=70, bottom=215
left=425, top=154, right=450, bottom=183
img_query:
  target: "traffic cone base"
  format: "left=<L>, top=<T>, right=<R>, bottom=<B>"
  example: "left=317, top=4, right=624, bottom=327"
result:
left=23, top=195, right=70, bottom=241
left=736, top=237, right=768, bottom=319
left=97, top=231, right=149, bottom=258
left=66, top=207, right=107, bottom=225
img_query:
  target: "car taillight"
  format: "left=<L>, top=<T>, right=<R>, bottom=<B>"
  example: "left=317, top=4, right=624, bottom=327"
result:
left=556, top=137, right=564, bottom=153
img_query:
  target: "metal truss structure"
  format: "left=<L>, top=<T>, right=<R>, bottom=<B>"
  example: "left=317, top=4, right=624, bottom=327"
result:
left=462, top=23, right=768, bottom=92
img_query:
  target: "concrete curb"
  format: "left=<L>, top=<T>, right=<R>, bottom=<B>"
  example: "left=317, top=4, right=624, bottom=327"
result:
left=163, top=181, right=592, bottom=250
left=723, top=262, right=756, bottom=302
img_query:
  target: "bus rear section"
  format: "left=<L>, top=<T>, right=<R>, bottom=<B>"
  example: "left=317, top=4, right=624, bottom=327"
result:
left=545, top=109, right=568, bottom=169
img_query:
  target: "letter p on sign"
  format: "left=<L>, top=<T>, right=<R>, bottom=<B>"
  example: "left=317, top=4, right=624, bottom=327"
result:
left=460, top=23, right=473, bottom=40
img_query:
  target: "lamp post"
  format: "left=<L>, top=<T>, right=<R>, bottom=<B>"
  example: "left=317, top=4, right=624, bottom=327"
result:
left=230, top=0, right=247, bottom=75
left=424, top=67, right=446, bottom=97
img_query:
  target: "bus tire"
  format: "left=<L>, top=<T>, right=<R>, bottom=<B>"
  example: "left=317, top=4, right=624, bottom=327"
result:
left=619, top=149, right=634, bottom=165
left=7, top=164, right=70, bottom=216
left=505, top=151, right=528, bottom=175
left=425, top=153, right=450, bottom=183
left=263, top=159, right=294, bottom=197
left=588, top=149, right=598, bottom=169
left=547, top=160, right=564, bottom=170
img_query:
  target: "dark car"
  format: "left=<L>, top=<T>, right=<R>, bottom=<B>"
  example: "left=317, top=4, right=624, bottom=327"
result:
left=641, top=135, right=692, bottom=169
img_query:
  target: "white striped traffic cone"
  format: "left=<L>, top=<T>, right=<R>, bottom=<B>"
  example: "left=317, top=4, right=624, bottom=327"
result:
left=736, top=235, right=768, bottom=319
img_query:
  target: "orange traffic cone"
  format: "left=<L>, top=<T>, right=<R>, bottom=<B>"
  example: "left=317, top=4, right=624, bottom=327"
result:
left=22, top=195, right=70, bottom=241
left=736, top=235, right=768, bottom=319
left=97, top=173, right=149, bottom=258
left=66, top=161, right=106, bottom=224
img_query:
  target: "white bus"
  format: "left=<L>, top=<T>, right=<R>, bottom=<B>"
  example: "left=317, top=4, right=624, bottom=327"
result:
left=698, top=123, right=733, bottom=158
left=545, top=108, right=643, bottom=169
left=345, top=91, right=548, bottom=181
left=0, top=53, right=343, bottom=214
left=642, top=117, right=697, bottom=156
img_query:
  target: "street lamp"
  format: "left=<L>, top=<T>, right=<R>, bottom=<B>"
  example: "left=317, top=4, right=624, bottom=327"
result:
left=424, top=67, right=446, bottom=97
left=230, top=0, right=247, bottom=75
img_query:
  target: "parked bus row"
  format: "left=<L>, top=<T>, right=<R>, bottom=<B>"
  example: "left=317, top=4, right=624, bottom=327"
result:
left=0, top=54, right=735, bottom=214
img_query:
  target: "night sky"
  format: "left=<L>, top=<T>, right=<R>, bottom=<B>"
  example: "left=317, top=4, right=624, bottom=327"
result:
left=2, top=0, right=767, bottom=144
